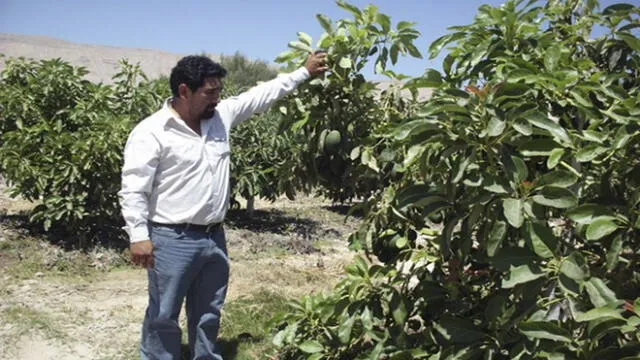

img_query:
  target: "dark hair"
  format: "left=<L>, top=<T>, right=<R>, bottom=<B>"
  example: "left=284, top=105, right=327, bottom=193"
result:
left=169, top=55, right=227, bottom=97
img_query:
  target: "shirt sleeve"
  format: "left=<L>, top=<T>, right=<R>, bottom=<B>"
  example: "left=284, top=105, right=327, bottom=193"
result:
left=219, top=67, right=310, bottom=128
left=118, top=126, right=161, bottom=243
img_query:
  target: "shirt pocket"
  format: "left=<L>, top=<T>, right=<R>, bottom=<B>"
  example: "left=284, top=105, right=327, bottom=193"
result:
left=162, top=138, right=203, bottom=170
left=205, top=136, right=230, bottom=160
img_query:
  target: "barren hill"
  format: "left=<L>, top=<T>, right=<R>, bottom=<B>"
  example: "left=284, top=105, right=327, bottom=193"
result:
left=0, top=33, right=213, bottom=83
left=0, top=33, right=431, bottom=100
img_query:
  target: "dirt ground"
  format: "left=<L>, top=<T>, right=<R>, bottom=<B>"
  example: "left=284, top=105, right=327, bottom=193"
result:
left=0, top=184, right=359, bottom=360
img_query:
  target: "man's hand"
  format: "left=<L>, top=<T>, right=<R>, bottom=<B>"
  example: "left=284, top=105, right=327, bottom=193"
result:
left=305, top=51, right=330, bottom=77
left=130, top=240, right=154, bottom=268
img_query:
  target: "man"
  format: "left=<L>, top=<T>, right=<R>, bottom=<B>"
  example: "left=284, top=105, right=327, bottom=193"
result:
left=119, top=52, right=328, bottom=360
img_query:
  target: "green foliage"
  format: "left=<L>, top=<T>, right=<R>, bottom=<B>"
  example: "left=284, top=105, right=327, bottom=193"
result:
left=275, top=0, right=423, bottom=202
left=219, top=56, right=305, bottom=208
left=273, top=1, right=640, bottom=359
left=0, top=51, right=310, bottom=242
left=0, top=58, right=164, bottom=244
left=219, top=51, right=280, bottom=88
left=229, top=108, right=304, bottom=206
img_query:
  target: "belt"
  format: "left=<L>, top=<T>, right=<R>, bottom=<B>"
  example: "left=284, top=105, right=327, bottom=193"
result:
left=150, top=221, right=223, bottom=233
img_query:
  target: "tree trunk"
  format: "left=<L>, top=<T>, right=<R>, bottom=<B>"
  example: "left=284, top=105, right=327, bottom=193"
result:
left=246, top=196, right=255, bottom=217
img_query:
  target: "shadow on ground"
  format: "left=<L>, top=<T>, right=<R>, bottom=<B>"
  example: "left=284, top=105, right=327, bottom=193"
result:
left=321, top=203, right=364, bottom=218
left=225, top=208, right=322, bottom=235
left=179, top=334, right=259, bottom=360
left=1, top=205, right=347, bottom=254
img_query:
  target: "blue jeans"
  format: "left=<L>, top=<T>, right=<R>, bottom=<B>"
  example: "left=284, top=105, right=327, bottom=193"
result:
left=141, top=224, right=229, bottom=360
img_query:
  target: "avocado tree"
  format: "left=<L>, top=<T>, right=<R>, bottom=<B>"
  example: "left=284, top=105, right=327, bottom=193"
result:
left=272, top=1, right=640, bottom=359
left=0, top=58, right=162, bottom=245
left=0, top=52, right=317, bottom=242
left=217, top=53, right=310, bottom=212
left=274, top=0, right=424, bottom=203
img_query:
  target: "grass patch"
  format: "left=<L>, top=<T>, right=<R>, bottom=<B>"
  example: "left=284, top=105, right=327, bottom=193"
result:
left=0, top=232, right=130, bottom=281
left=217, top=289, right=292, bottom=360
left=120, top=290, right=294, bottom=360
left=2, top=305, right=67, bottom=340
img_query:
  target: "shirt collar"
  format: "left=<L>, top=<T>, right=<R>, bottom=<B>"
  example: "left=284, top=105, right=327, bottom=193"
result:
left=161, top=98, right=213, bottom=135
left=162, top=98, right=181, bottom=125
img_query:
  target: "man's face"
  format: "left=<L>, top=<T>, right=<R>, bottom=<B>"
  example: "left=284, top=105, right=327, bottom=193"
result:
left=186, top=77, right=223, bottom=120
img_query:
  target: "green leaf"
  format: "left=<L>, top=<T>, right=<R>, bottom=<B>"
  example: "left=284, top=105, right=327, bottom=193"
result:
left=532, top=187, right=577, bottom=209
left=526, top=221, right=557, bottom=259
left=338, top=315, right=355, bottom=344
left=560, top=252, right=589, bottom=281
left=390, top=349, right=429, bottom=360
left=606, top=234, right=624, bottom=271
left=566, top=204, right=614, bottom=224
left=526, top=112, right=572, bottom=146
left=483, top=176, right=512, bottom=194
left=513, top=119, right=532, bottom=136
left=337, top=0, right=362, bottom=17
left=519, top=139, right=563, bottom=156
left=544, top=45, right=562, bottom=72
left=546, top=148, right=564, bottom=169
left=404, top=42, right=423, bottom=59
left=297, top=32, right=312, bottom=46
left=274, top=50, right=297, bottom=63
left=576, top=144, right=608, bottom=162
left=614, top=126, right=634, bottom=149
left=582, top=130, right=608, bottom=144
left=288, top=41, right=313, bottom=53
left=485, top=295, right=506, bottom=322
left=502, top=264, right=545, bottom=288
left=395, top=184, right=448, bottom=210
left=291, top=116, right=308, bottom=132
left=397, top=21, right=415, bottom=30
left=588, top=318, right=627, bottom=341
left=559, top=273, right=581, bottom=296
left=538, top=170, right=578, bottom=187
left=586, top=218, right=620, bottom=240
left=519, top=322, right=572, bottom=342
left=298, top=340, right=324, bottom=354
left=617, top=32, right=640, bottom=52
left=316, top=14, right=333, bottom=33
left=406, top=69, right=442, bottom=88
left=350, top=146, right=361, bottom=160
left=434, top=316, right=486, bottom=344
left=395, top=235, right=408, bottom=248
left=338, top=57, right=352, bottom=69
left=390, top=43, right=399, bottom=64
left=452, top=151, right=473, bottom=183
left=490, top=247, right=539, bottom=272
left=487, top=117, right=506, bottom=137
left=570, top=90, right=593, bottom=108
left=523, top=200, right=546, bottom=219
left=503, top=198, right=524, bottom=228
left=495, top=83, right=529, bottom=100
left=575, top=307, right=623, bottom=322
left=603, top=4, right=636, bottom=15
left=393, top=119, right=439, bottom=140
left=390, top=289, right=408, bottom=324
left=510, top=156, right=528, bottom=183
left=585, top=277, right=618, bottom=307
left=317, top=33, right=333, bottom=49
left=428, top=32, right=465, bottom=59
left=376, top=13, right=391, bottom=32
left=361, top=307, right=373, bottom=331
left=487, top=220, right=507, bottom=257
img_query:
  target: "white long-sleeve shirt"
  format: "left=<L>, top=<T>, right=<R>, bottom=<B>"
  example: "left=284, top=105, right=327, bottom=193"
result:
left=119, top=67, right=310, bottom=242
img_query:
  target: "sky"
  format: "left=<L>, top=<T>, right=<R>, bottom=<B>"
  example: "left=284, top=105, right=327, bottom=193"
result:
left=0, top=0, right=636, bottom=79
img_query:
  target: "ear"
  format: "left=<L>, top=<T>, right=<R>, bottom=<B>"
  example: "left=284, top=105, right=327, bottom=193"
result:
left=178, top=83, right=191, bottom=99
